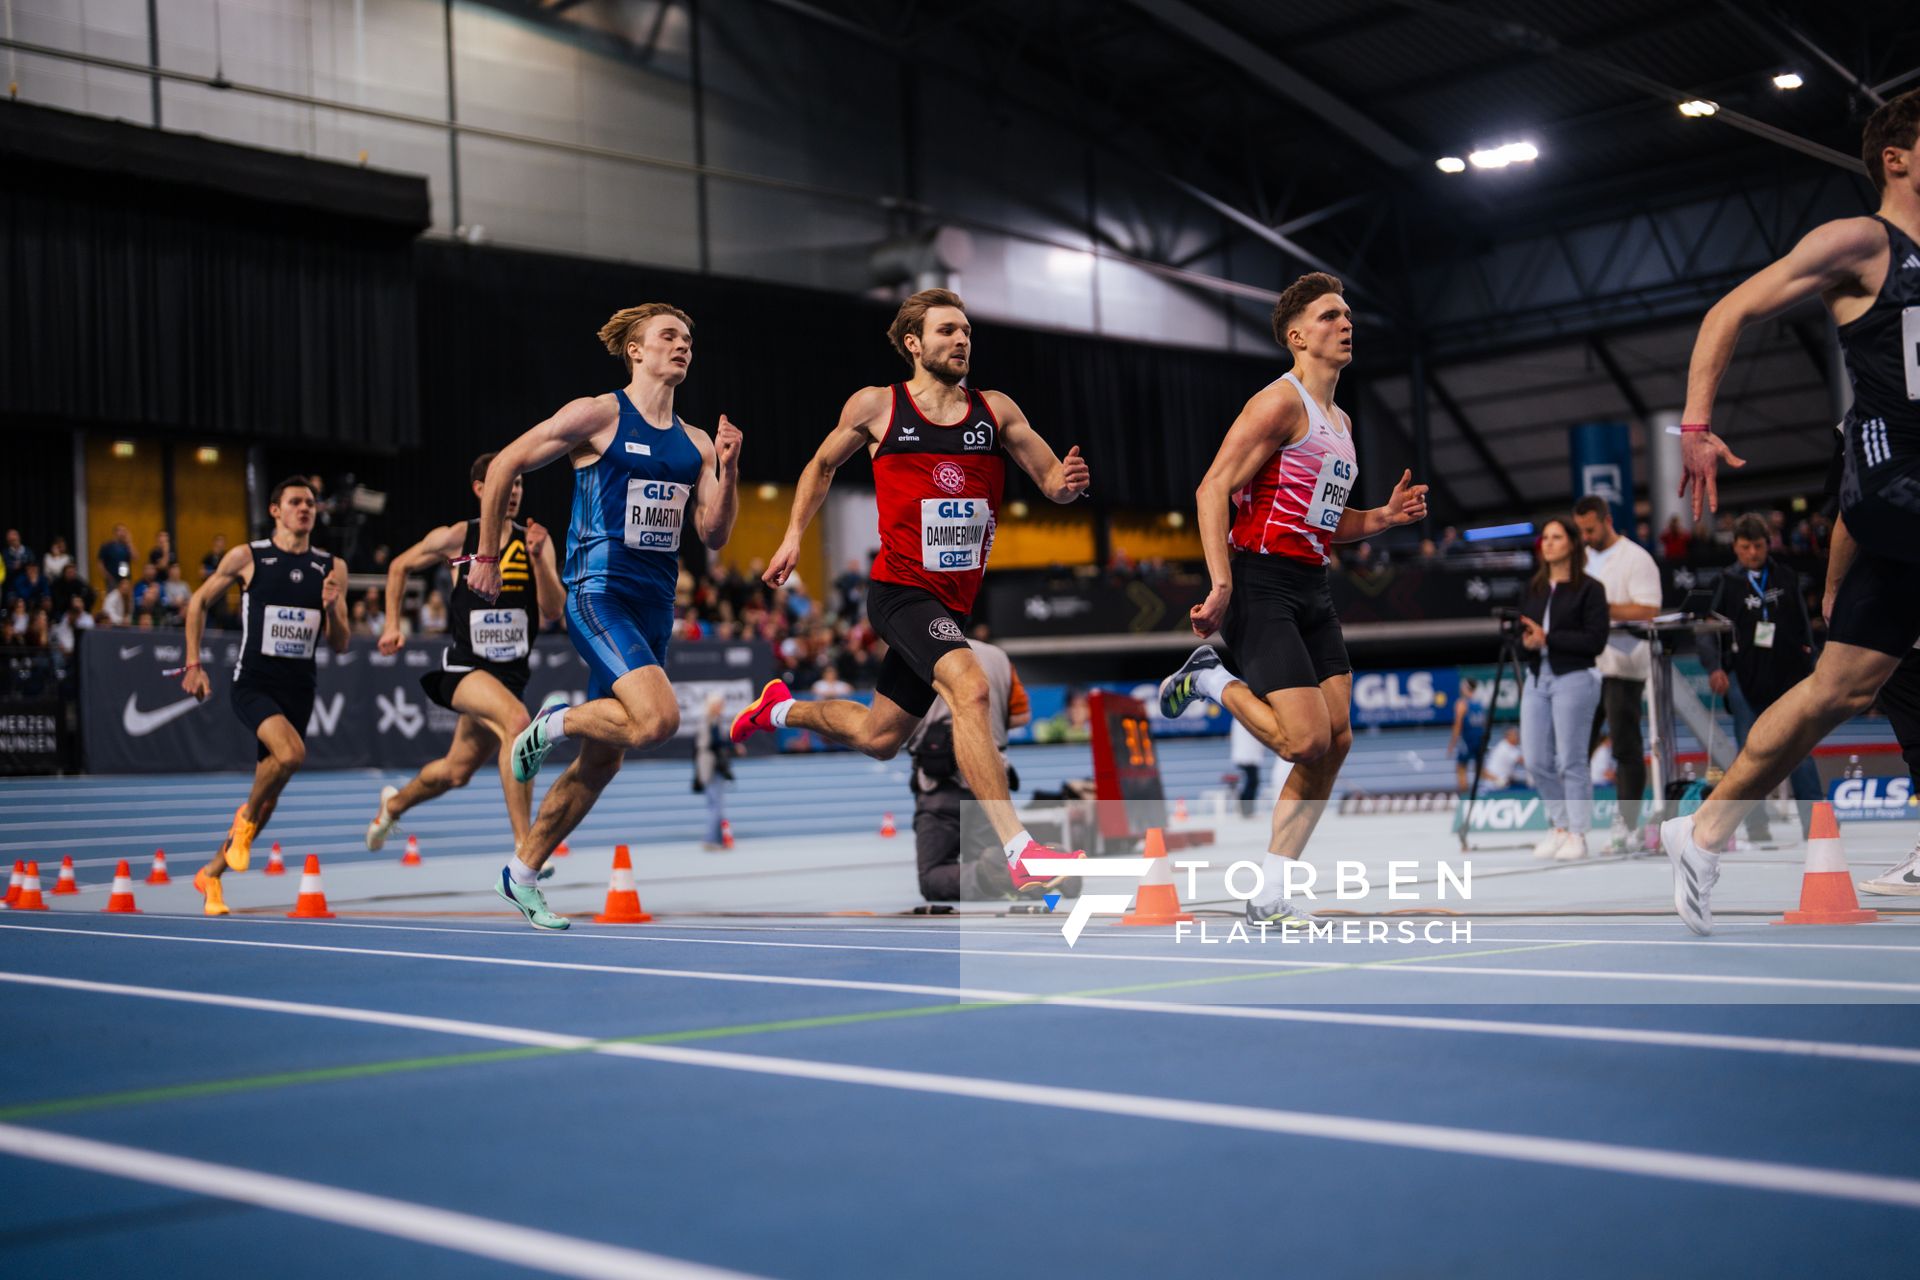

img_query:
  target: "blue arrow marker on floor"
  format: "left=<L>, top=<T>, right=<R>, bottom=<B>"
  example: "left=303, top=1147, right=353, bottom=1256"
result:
left=1043, top=894, right=1060, bottom=912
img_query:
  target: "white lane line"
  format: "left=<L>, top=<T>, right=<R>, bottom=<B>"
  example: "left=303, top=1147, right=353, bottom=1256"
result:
left=9, top=930, right=1920, bottom=1068
left=0, top=1124, right=762, bottom=1280
left=7, top=974, right=1920, bottom=1212
left=1383, top=964, right=1920, bottom=995
left=1469, top=934, right=1920, bottom=954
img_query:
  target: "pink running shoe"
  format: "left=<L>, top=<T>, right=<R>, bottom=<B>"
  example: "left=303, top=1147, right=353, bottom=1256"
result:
left=731, top=679, right=793, bottom=744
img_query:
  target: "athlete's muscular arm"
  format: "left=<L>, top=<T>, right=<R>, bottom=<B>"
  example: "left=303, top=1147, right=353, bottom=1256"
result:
left=379, top=523, right=466, bottom=655
left=766, top=388, right=887, bottom=587
left=1680, top=218, right=1882, bottom=518
left=689, top=415, right=743, bottom=550
left=471, top=395, right=617, bottom=599
left=526, top=520, right=565, bottom=625
left=323, top=560, right=351, bottom=653
left=1190, top=386, right=1305, bottom=638
left=1332, top=468, right=1429, bottom=543
left=180, top=545, right=251, bottom=700
left=986, top=392, right=1091, bottom=503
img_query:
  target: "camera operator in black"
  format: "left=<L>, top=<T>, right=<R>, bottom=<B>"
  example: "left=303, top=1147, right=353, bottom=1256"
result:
left=904, top=639, right=1029, bottom=901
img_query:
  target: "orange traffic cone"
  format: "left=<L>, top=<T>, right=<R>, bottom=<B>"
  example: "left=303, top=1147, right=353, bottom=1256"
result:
left=52, top=855, right=79, bottom=895
left=263, top=842, right=286, bottom=875
left=287, top=855, right=336, bottom=919
left=1777, top=803, right=1878, bottom=925
left=1118, top=828, right=1194, bottom=926
left=593, top=844, right=652, bottom=923
left=401, top=835, right=422, bottom=867
left=5, top=859, right=23, bottom=905
left=880, top=813, right=897, bottom=838
left=12, top=862, right=48, bottom=911
left=1173, top=797, right=1189, bottom=822
left=720, top=819, right=734, bottom=850
left=146, top=849, right=172, bottom=885
left=103, top=860, right=140, bottom=913
left=554, top=842, right=570, bottom=858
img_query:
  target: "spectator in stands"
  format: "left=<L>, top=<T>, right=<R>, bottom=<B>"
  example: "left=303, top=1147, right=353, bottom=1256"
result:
left=811, top=664, right=853, bottom=699
left=148, top=530, right=176, bottom=569
left=1659, top=516, right=1691, bottom=562
left=834, top=559, right=868, bottom=623
left=131, top=564, right=166, bottom=618
left=1519, top=515, right=1611, bottom=862
left=1574, top=495, right=1662, bottom=852
left=1437, top=526, right=1463, bottom=557
left=3, top=529, right=32, bottom=579
left=98, top=524, right=135, bottom=584
left=135, top=612, right=156, bottom=629
left=349, top=598, right=372, bottom=636
left=6, top=598, right=28, bottom=639
left=1702, top=513, right=1821, bottom=842
left=23, top=609, right=51, bottom=649
left=8, top=561, right=49, bottom=611
left=1767, top=509, right=1788, bottom=551
left=100, top=579, right=133, bottom=628
left=52, top=596, right=92, bottom=656
left=161, top=563, right=191, bottom=620
left=41, top=536, right=71, bottom=580
left=201, top=534, right=229, bottom=581
left=419, top=589, right=448, bottom=634
left=363, top=587, right=387, bottom=637
left=49, top=563, right=93, bottom=618
left=1417, top=537, right=1438, bottom=560
left=1482, top=727, right=1526, bottom=790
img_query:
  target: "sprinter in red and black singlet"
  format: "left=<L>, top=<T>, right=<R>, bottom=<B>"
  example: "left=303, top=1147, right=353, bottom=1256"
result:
left=1157, top=273, right=1428, bottom=930
left=362, top=452, right=565, bottom=858
left=733, top=288, right=1094, bottom=895
left=179, top=476, right=351, bottom=917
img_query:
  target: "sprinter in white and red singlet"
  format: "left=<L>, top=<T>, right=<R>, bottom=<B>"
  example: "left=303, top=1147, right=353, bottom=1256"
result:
left=734, top=289, right=1094, bottom=895
left=1157, top=272, right=1428, bottom=930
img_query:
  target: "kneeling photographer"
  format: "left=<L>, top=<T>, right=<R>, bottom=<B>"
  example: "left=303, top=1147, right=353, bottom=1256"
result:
left=905, top=639, right=1030, bottom=901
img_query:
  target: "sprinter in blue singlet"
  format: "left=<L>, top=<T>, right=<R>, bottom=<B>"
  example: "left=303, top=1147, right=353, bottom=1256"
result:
left=464, top=303, right=743, bottom=929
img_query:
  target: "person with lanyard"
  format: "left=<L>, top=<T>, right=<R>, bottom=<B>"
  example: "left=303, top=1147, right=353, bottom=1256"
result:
left=178, top=477, right=350, bottom=916
left=1516, top=517, right=1611, bottom=861
left=1701, top=514, right=1821, bottom=843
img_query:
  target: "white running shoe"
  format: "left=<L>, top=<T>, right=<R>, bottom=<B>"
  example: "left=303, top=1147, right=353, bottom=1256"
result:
left=1532, top=830, right=1565, bottom=860
left=365, top=785, right=400, bottom=851
left=1553, top=830, right=1592, bottom=861
left=1606, top=815, right=1631, bottom=855
left=1858, top=841, right=1920, bottom=897
left=1661, top=815, right=1721, bottom=936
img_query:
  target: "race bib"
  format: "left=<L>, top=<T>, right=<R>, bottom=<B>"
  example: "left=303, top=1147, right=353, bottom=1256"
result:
left=920, top=498, right=991, bottom=572
left=625, top=479, right=689, bottom=553
left=469, top=608, right=530, bottom=662
left=1304, top=453, right=1356, bottom=533
left=262, top=607, right=320, bottom=660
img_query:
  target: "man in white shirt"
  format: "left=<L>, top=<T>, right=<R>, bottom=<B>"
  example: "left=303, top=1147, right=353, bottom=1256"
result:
left=1573, top=496, right=1662, bottom=847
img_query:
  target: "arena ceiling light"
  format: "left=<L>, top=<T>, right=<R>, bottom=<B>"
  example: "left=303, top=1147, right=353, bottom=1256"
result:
left=1466, top=142, right=1538, bottom=170
left=1678, top=99, right=1719, bottom=117
left=1435, top=156, right=1467, bottom=174
left=1772, top=72, right=1804, bottom=90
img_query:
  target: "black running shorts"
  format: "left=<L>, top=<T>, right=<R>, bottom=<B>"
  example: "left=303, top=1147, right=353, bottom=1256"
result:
left=230, top=679, right=314, bottom=761
left=1828, top=546, right=1920, bottom=656
left=420, top=663, right=531, bottom=714
left=1219, top=553, right=1352, bottom=696
left=866, top=577, right=971, bottom=718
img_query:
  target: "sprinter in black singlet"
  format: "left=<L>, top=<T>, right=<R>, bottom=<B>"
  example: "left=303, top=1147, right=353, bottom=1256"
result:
left=181, top=476, right=349, bottom=916
left=364, top=452, right=564, bottom=852
left=1662, top=90, right=1920, bottom=933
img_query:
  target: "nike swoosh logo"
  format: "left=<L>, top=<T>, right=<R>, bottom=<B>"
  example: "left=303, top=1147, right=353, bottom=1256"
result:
left=1903, top=871, right=1920, bottom=884
left=122, top=694, right=201, bottom=737
left=119, top=646, right=143, bottom=659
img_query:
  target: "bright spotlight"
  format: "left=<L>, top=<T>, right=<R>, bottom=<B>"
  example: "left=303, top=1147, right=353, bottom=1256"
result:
left=1435, top=156, right=1466, bottom=174
left=1678, top=99, right=1719, bottom=118
left=1772, top=72, right=1803, bottom=90
left=1466, top=142, right=1539, bottom=170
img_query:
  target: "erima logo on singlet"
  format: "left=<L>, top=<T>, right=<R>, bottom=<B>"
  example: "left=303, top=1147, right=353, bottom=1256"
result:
left=260, top=557, right=278, bottom=565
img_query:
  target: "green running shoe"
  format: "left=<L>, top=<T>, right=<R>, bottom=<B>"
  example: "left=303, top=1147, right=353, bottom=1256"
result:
left=511, top=704, right=565, bottom=783
left=495, top=866, right=571, bottom=930
left=1158, top=645, right=1223, bottom=719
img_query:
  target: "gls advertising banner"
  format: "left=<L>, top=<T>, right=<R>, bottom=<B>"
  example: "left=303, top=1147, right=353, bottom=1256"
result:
left=81, top=630, right=772, bottom=774
left=1349, top=668, right=1462, bottom=729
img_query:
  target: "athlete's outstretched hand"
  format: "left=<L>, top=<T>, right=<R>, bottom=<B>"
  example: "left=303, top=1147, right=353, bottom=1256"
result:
left=1058, top=445, right=1090, bottom=499
left=1384, top=470, right=1429, bottom=526
left=181, top=664, right=211, bottom=701
left=765, top=536, right=799, bottom=587
left=525, top=520, right=549, bottom=558
left=1191, top=583, right=1230, bottom=638
left=1679, top=429, right=1745, bottom=521
left=377, top=625, right=406, bottom=657
left=466, top=559, right=502, bottom=601
left=714, top=415, right=743, bottom=475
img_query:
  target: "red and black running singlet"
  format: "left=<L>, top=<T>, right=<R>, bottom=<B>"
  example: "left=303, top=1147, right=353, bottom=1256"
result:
left=870, top=383, right=1007, bottom=613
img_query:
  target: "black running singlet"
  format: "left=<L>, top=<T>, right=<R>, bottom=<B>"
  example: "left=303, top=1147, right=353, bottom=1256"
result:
left=236, top=539, right=333, bottom=688
left=1837, top=217, right=1920, bottom=471
left=446, top=519, right=537, bottom=675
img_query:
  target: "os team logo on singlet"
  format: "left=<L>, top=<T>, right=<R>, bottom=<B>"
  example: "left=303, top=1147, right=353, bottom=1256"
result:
left=932, top=461, right=966, bottom=495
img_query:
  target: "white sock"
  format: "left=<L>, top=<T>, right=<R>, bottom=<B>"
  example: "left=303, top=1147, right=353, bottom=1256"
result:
left=1194, top=665, right=1237, bottom=704
left=1256, top=852, right=1296, bottom=905
left=507, top=858, right=539, bottom=886
left=770, top=700, right=792, bottom=728
left=540, top=704, right=569, bottom=743
left=1003, top=829, right=1035, bottom=863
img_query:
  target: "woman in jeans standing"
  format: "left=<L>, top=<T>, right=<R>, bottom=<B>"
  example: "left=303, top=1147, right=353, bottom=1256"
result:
left=1519, top=517, right=1612, bottom=861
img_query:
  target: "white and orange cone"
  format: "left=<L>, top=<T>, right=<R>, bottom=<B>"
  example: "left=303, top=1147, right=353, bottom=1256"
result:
left=1776, top=802, right=1877, bottom=925
left=401, top=834, right=422, bottom=867
left=1118, top=828, right=1195, bottom=926
left=287, top=855, right=336, bottom=919
left=1173, top=797, right=1189, bottom=822
left=52, top=855, right=79, bottom=895
left=880, top=812, right=897, bottom=838
left=263, top=841, right=286, bottom=876
left=103, top=860, right=140, bottom=914
left=6, top=858, right=26, bottom=905
left=12, top=862, right=48, bottom=911
left=593, top=844, right=652, bottom=923
left=146, top=849, right=172, bottom=885
left=720, top=819, right=734, bottom=850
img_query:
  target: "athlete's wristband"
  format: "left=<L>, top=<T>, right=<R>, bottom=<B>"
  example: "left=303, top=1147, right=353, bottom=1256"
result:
left=450, top=554, right=499, bottom=567
left=163, top=663, right=202, bottom=676
left=1678, top=422, right=1710, bottom=434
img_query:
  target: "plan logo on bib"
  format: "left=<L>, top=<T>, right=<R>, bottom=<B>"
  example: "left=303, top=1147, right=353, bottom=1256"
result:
left=932, top=461, right=966, bottom=495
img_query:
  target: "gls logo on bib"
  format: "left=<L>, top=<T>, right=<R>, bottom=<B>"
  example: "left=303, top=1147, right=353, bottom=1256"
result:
left=625, top=480, right=689, bottom=552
